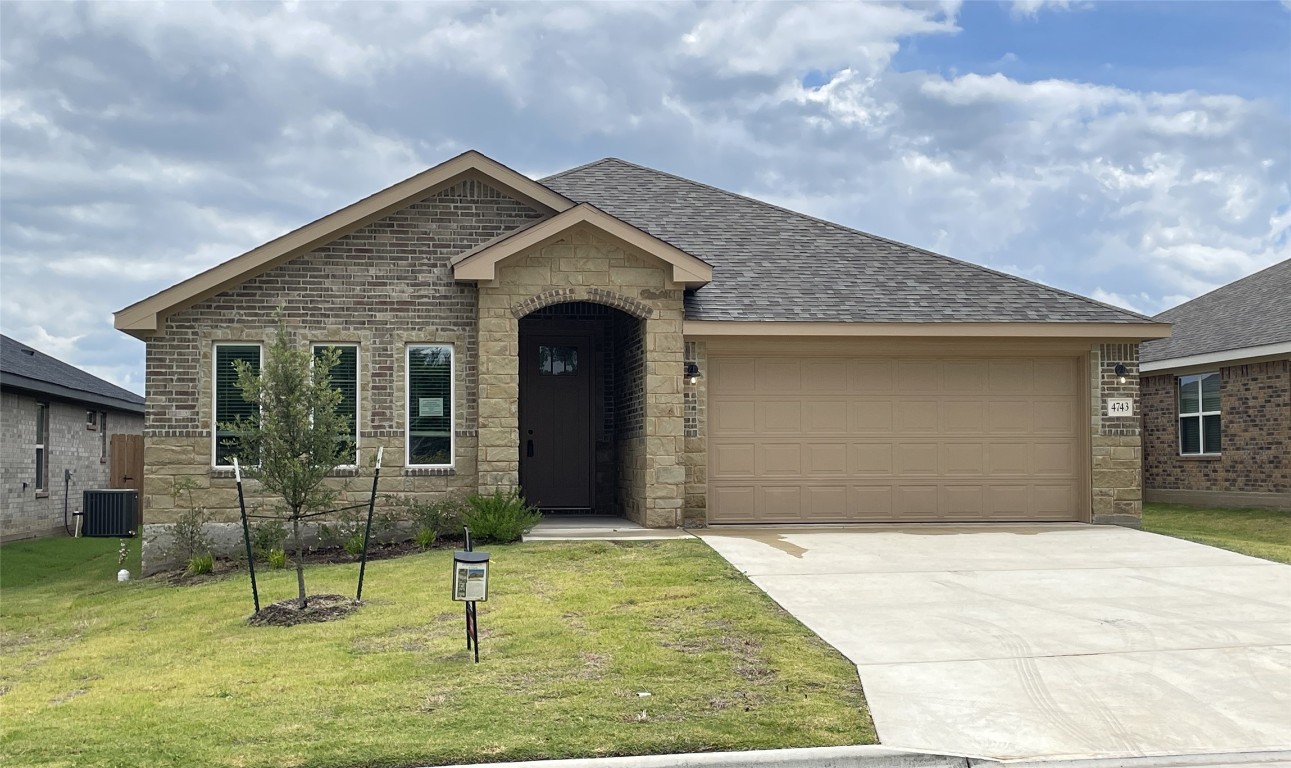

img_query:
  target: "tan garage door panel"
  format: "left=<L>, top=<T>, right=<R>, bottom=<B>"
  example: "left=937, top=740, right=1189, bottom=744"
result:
left=708, top=355, right=1084, bottom=523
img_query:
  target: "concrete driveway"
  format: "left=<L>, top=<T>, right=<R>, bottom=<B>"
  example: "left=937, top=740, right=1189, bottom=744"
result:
left=698, top=524, right=1291, bottom=761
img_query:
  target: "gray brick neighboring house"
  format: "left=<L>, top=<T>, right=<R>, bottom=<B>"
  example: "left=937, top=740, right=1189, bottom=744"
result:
left=1, top=334, right=144, bottom=542
left=1140, top=258, right=1290, bottom=509
left=115, top=150, right=1170, bottom=571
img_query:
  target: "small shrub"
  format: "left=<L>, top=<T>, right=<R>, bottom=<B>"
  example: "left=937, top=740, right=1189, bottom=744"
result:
left=267, top=548, right=288, bottom=570
left=414, top=527, right=437, bottom=550
left=463, top=489, right=541, bottom=544
left=391, top=494, right=468, bottom=541
left=186, top=553, right=214, bottom=576
left=344, top=533, right=366, bottom=559
left=250, top=518, right=287, bottom=559
left=169, top=477, right=212, bottom=564
left=318, top=508, right=363, bottom=550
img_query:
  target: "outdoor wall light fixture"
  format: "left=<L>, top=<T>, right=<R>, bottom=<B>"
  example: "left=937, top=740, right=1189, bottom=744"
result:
left=685, top=362, right=702, bottom=385
left=1114, top=363, right=1128, bottom=385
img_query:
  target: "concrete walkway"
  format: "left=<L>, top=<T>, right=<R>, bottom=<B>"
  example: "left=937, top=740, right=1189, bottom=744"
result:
left=523, top=515, right=694, bottom=542
left=698, top=524, right=1291, bottom=761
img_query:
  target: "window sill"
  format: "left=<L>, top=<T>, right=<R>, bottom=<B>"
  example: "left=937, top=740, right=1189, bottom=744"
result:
left=1179, top=453, right=1222, bottom=461
left=35, top=491, right=49, bottom=499
left=404, top=467, right=456, bottom=477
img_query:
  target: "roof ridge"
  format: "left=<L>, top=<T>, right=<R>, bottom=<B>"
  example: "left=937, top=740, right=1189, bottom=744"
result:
left=1153, top=257, right=1290, bottom=320
left=570, top=157, right=1156, bottom=323
left=540, top=157, right=620, bottom=183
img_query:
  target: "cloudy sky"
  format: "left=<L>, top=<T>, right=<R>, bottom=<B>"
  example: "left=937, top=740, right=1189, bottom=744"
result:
left=2, top=1, right=1288, bottom=395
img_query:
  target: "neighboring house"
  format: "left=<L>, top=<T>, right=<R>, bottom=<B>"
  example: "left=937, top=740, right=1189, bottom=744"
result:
left=114, top=149, right=1168, bottom=554
left=1140, top=259, right=1290, bottom=510
left=1, top=334, right=145, bottom=542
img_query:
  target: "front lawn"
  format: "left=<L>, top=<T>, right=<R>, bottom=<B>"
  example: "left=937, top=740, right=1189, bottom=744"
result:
left=0, top=537, right=873, bottom=767
left=1142, top=502, right=1291, bottom=565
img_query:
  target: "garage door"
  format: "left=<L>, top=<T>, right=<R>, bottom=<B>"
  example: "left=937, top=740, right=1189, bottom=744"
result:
left=707, top=354, right=1085, bottom=523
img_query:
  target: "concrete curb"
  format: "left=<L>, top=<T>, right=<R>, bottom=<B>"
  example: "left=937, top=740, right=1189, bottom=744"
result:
left=423, top=746, right=967, bottom=768
left=974, top=749, right=1291, bottom=768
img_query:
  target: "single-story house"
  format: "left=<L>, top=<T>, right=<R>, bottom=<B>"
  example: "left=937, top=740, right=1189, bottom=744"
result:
left=1140, top=258, right=1290, bottom=509
left=1, top=334, right=145, bottom=542
left=114, top=149, right=1169, bottom=547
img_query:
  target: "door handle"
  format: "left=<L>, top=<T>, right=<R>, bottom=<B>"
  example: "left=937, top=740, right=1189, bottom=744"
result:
left=526, top=439, right=534, bottom=458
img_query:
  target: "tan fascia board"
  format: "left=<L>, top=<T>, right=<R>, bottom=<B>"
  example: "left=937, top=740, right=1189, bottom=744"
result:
left=683, top=320, right=1173, bottom=339
left=453, top=203, right=713, bottom=289
left=1140, top=340, right=1291, bottom=374
left=114, top=150, right=575, bottom=338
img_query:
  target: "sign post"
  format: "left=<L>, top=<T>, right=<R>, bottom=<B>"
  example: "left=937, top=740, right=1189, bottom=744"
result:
left=452, top=528, right=490, bottom=664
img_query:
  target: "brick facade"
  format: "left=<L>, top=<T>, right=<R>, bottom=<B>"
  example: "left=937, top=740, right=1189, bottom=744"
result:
left=141, top=180, right=544, bottom=523
left=1142, top=359, right=1290, bottom=503
left=1, top=391, right=143, bottom=542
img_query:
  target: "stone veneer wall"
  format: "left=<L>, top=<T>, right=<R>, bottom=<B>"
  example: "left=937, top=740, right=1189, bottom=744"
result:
left=1091, top=343, right=1143, bottom=526
left=141, top=180, right=544, bottom=525
left=476, top=225, right=686, bottom=527
left=1, top=392, right=143, bottom=542
left=682, top=340, right=708, bottom=527
left=1142, top=359, right=1290, bottom=500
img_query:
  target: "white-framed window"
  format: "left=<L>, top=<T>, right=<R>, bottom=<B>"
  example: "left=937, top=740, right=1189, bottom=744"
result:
left=35, top=402, right=49, bottom=491
left=312, top=343, right=360, bottom=466
left=406, top=344, right=454, bottom=468
left=213, top=343, right=262, bottom=466
left=100, top=412, right=108, bottom=462
left=86, top=410, right=98, bottom=430
left=1178, top=372, right=1220, bottom=455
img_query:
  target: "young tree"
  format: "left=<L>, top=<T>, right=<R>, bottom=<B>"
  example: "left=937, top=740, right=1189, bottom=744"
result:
left=221, top=318, right=354, bottom=608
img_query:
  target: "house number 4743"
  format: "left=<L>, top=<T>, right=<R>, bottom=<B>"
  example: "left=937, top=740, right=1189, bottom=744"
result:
left=1107, top=398, right=1134, bottom=416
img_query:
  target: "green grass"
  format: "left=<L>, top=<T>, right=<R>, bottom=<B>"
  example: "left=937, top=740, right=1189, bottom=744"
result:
left=0, top=537, right=873, bottom=767
left=1142, top=502, right=1291, bottom=564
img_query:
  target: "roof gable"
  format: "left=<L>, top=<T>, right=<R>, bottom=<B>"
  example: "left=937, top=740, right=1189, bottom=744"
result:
left=114, top=151, right=573, bottom=337
left=1141, top=258, right=1291, bottom=365
left=452, top=203, right=712, bottom=288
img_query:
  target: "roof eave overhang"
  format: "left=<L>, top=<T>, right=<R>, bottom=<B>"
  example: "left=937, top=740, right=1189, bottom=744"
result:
left=452, top=204, right=712, bottom=290
left=683, top=320, right=1173, bottom=339
left=0, top=372, right=145, bottom=414
left=1140, top=340, right=1291, bottom=373
left=114, top=151, right=576, bottom=338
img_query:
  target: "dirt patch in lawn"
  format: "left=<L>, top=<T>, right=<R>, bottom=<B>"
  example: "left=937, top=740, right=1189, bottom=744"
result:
left=247, top=594, right=360, bottom=627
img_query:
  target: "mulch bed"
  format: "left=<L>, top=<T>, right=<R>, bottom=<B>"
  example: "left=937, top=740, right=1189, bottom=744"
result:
left=247, top=594, right=360, bottom=627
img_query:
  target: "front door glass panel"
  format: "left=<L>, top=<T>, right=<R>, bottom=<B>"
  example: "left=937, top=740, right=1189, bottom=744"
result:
left=539, top=345, right=578, bottom=376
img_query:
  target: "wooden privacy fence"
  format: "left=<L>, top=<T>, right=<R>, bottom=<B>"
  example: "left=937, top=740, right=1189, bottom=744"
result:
left=110, top=434, right=145, bottom=528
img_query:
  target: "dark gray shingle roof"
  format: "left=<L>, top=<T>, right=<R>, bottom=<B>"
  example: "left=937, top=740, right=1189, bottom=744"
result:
left=1141, top=258, right=1291, bottom=363
left=543, top=158, right=1154, bottom=324
left=0, top=334, right=144, bottom=412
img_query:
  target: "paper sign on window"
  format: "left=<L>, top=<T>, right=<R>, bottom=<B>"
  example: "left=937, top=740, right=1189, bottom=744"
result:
left=419, top=397, right=444, bottom=417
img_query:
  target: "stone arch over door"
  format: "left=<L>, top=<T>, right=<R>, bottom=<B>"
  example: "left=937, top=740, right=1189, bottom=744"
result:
left=474, top=230, right=686, bottom=527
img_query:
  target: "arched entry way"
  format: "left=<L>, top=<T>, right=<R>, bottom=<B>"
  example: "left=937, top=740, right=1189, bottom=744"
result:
left=518, top=301, right=645, bottom=517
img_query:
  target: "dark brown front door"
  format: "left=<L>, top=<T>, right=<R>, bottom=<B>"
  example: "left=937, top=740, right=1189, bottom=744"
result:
left=519, top=332, right=593, bottom=509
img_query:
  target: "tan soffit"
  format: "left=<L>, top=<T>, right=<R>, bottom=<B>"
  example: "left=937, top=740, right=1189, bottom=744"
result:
left=114, top=150, right=575, bottom=338
left=452, top=203, right=713, bottom=288
left=684, top=320, right=1172, bottom=339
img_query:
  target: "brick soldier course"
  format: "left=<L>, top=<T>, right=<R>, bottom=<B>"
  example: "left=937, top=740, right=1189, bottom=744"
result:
left=116, top=150, right=1170, bottom=570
